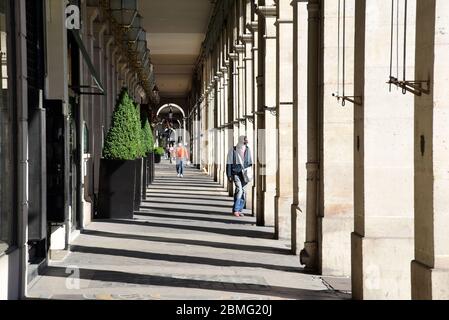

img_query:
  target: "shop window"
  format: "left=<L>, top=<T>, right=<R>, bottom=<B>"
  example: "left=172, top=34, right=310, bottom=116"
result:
left=0, top=0, right=16, bottom=254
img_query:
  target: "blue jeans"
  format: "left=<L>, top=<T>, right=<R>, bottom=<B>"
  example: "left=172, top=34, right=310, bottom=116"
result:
left=176, top=160, right=185, bottom=175
left=233, top=173, right=247, bottom=213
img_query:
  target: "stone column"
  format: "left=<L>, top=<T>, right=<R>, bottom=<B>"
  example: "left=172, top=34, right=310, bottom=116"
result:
left=236, top=44, right=245, bottom=139
left=248, top=17, right=259, bottom=217
left=255, top=1, right=266, bottom=226
left=222, top=56, right=230, bottom=190
left=15, top=0, right=29, bottom=297
left=111, top=47, right=119, bottom=116
left=257, top=2, right=277, bottom=227
left=319, top=0, right=355, bottom=277
left=352, top=0, right=415, bottom=299
left=93, top=22, right=106, bottom=196
left=216, top=69, right=223, bottom=186
left=226, top=21, right=236, bottom=195
left=104, top=36, right=114, bottom=131
left=216, top=37, right=224, bottom=186
left=291, top=0, right=308, bottom=256
left=237, top=0, right=246, bottom=139
left=242, top=29, right=255, bottom=211
left=274, top=0, right=294, bottom=241
left=412, top=0, right=449, bottom=300
left=230, top=49, right=239, bottom=145
left=218, top=53, right=225, bottom=187
left=300, top=0, right=321, bottom=272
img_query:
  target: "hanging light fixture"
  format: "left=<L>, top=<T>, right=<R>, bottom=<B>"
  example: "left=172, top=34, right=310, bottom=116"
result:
left=110, top=0, right=138, bottom=28
left=127, top=14, right=144, bottom=43
left=168, top=105, right=174, bottom=121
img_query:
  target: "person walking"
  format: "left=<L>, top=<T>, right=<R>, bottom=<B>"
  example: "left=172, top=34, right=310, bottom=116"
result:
left=175, top=142, right=189, bottom=178
left=226, top=136, right=253, bottom=217
left=165, top=145, right=170, bottom=160
left=169, top=144, right=175, bottom=164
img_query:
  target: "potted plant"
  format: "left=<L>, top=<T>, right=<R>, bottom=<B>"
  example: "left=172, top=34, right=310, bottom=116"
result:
left=97, top=89, right=143, bottom=220
left=154, top=147, right=164, bottom=164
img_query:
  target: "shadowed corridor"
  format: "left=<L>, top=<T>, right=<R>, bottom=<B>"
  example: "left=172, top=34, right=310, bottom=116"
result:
left=27, top=161, right=350, bottom=300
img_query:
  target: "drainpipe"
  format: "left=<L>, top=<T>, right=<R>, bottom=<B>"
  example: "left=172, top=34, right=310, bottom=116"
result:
left=300, top=0, right=320, bottom=271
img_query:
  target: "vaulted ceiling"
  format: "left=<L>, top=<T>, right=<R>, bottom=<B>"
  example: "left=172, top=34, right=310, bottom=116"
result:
left=138, top=0, right=214, bottom=99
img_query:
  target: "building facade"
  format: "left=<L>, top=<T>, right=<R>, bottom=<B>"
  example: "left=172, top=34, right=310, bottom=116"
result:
left=0, top=0, right=158, bottom=299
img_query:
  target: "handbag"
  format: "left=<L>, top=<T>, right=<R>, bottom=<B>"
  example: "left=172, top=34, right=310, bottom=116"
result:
left=233, top=146, right=253, bottom=183
left=242, top=166, right=253, bottom=183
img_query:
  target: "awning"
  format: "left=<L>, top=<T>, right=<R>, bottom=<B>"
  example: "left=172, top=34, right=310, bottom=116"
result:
left=69, top=29, right=105, bottom=96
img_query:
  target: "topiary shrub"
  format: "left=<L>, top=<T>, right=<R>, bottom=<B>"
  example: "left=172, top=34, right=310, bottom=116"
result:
left=154, top=147, right=165, bottom=156
left=103, top=89, right=142, bottom=160
left=142, top=120, right=155, bottom=155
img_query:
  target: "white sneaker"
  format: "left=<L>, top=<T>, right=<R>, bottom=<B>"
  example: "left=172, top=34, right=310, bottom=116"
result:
left=180, top=174, right=184, bottom=178
left=177, top=174, right=180, bottom=177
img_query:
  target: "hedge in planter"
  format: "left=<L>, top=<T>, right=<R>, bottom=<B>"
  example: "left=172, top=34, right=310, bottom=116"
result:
left=97, top=89, right=143, bottom=220
left=154, top=147, right=165, bottom=164
left=142, top=120, right=154, bottom=155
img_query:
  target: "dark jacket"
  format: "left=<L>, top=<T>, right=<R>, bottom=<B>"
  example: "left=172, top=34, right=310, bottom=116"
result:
left=226, top=146, right=253, bottom=178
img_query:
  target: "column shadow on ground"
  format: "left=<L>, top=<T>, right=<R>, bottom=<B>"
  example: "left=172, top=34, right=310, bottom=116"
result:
left=151, top=183, right=223, bottom=188
left=81, top=230, right=292, bottom=255
left=141, top=199, right=234, bottom=209
left=41, top=267, right=345, bottom=300
left=96, top=219, right=274, bottom=239
left=68, top=245, right=304, bottom=273
left=145, top=194, right=234, bottom=202
left=149, top=186, right=227, bottom=192
left=134, top=211, right=255, bottom=225
left=138, top=205, right=236, bottom=216
left=135, top=207, right=238, bottom=218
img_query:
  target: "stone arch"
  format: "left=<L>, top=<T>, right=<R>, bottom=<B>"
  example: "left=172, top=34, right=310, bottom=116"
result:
left=157, top=103, right=186, bottom=118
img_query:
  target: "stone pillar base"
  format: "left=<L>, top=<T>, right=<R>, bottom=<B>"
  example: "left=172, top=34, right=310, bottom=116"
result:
left=275, top=195, right=293, bottom=240
left=351, top=232, right=414, bottom=300
left=252, top=185, right=258, bottom=216
left=300, top=241, right=318, bottom=271
left=412, top=260, right=449, bottom=300
left=217, top=167, right=223, bottom=186
left=263, top=190, right=276, bottom=227
left=245, top=181, right=254, bottom=211
left=291, top=205, right=306, bottom=256
left=320, top=216, right=352, bottom=277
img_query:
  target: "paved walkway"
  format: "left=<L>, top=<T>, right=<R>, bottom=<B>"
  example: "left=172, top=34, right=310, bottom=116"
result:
left=28, top=161, right=351, bottom=300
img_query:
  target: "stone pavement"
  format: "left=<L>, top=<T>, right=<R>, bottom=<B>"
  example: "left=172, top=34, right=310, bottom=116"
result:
left=27, top=161, right=351, bottom=300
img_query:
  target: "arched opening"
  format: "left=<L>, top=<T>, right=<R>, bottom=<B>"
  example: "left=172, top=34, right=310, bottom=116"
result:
left=154, top=103, right=187, bottom=148
left=156, top=103, right=186, bottom=119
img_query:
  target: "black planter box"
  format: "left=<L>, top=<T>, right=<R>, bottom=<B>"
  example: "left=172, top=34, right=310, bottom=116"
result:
left=142, top=157, right=148, bottom=200
left=147, top=153, right=154, bottom=186
left=134, top=158, right=143, bottom=211
left=97, top=159, right=136, bottom=219
left=154, top=154, right=161, bottom=164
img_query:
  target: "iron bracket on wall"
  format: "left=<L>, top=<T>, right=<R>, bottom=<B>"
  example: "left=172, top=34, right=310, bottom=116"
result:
left=387, top=77, right=430, bottom=96
left=332, top=93, right=363, bottom=106
left=265, top=106, right=277, bottom=116
left=244, top=115, right=255, bottom=124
